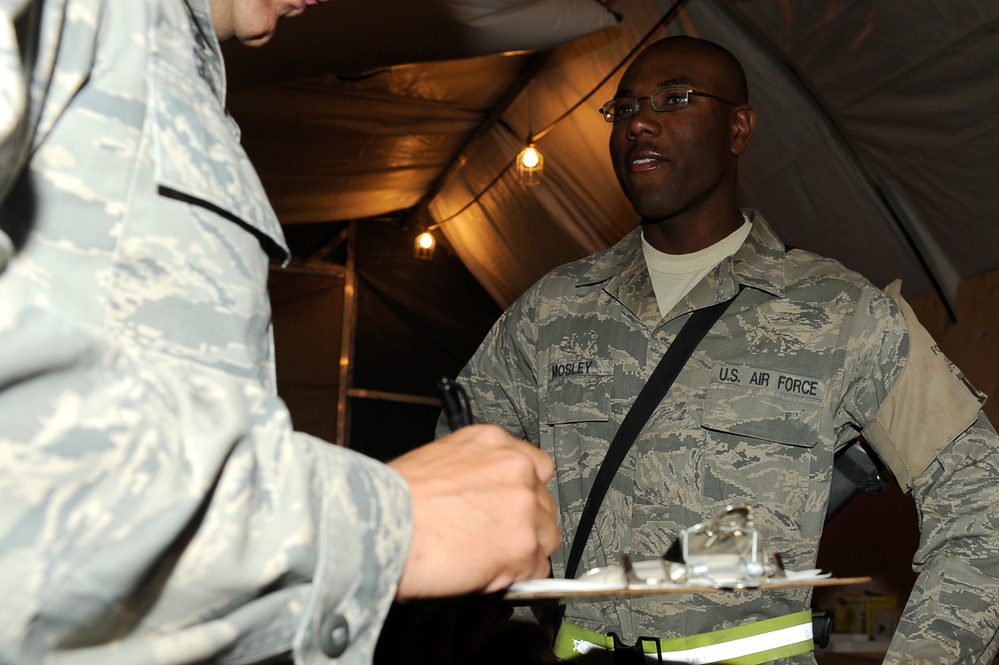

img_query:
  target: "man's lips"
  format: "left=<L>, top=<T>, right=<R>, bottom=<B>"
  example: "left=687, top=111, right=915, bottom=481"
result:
left=626, top=149, right=668, bottom=173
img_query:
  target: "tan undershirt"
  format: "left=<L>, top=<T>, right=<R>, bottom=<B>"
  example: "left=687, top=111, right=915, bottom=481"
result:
left=642, top=220, right=752, bottom=318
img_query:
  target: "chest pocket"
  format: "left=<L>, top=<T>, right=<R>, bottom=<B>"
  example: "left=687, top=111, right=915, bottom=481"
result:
left=543, top=373, right=613, bottom=425
left=699, top=367, right=826, bottom=563
left=147, top=57, right=288, bottom=261
left=542, top=355, right=615, bottom=425
left=701, top=367, right=823, bottom=447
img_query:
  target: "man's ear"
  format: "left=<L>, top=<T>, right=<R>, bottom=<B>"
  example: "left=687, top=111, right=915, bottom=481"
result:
left=730, top=105, right=756, bottom=156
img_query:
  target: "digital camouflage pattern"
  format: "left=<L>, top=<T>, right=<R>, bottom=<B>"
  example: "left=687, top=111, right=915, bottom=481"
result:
left=448, top=211, right=999, bottom=663
left=3, top=0, right=282, bottom=389
left=0, top=1, right=412, bottom=663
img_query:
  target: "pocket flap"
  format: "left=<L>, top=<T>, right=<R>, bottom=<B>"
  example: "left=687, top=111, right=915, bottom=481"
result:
left=544, top=374, right=613, bottom=425
left=148, top=64, right=288, bottom=261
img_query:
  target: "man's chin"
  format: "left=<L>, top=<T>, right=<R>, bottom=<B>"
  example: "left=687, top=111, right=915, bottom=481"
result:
left=632, top=202, right=679, bottom=223
left=238, top=32, right=275, bottom=47
left=623, top=184, right=675, bottom=219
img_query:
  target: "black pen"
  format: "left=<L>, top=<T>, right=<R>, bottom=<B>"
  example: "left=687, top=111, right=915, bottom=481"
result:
left=437, top=376, right=473, bottom=432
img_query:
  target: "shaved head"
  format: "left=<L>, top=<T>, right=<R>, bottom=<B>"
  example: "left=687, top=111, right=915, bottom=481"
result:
left=635, top=36, right=749, bottom=104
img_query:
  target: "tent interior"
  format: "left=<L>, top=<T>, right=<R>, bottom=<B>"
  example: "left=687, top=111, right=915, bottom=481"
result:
left=221, top=0, right=999, bottom=645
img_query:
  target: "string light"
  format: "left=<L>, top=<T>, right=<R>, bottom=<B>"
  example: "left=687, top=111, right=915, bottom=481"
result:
left=517, top=143, right=543, bottom=186
left=413, top=230, right=436, bottom=259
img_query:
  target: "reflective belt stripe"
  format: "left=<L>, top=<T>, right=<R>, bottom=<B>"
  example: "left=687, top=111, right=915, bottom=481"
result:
left=554, top=610, right=813, bottom=664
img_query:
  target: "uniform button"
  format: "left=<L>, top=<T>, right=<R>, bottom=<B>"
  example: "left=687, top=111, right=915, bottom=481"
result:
left=318, top=613, right=350, bottom=658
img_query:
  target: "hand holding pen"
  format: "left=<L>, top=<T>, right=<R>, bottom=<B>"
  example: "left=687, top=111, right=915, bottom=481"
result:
left=388, top=376, right=560, bottom=598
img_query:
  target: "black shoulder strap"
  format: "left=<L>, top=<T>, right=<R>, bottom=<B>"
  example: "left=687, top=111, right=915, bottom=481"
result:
left=563, top=289, right=743, bottom=581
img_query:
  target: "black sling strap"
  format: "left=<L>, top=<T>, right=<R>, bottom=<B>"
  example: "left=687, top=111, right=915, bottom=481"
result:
left=563, top=288, right=743, bottom=581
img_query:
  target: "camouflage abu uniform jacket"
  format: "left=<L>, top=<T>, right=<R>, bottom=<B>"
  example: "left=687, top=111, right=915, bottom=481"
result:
left=450, top=211, right=999, bottom=663
left=0, top=1, right=411, bottom=663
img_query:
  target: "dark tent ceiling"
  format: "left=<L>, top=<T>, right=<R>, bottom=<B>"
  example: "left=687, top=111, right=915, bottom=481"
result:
left=225, top=0, right=999, bottom=317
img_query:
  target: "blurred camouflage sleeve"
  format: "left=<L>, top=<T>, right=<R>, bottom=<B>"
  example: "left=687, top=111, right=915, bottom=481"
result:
left=0, top=288, right=413, bottom=664
left=2, top=3, right=414, bottom=662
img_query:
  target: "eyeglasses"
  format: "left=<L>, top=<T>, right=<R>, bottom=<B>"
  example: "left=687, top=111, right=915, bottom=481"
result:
left=598, top=87, right=739, bottom=122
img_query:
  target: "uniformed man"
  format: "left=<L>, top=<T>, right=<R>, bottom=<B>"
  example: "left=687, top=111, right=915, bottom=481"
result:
left=444, top=36, right=999, bottom=663
left=0, top=1, right=559, bottom=663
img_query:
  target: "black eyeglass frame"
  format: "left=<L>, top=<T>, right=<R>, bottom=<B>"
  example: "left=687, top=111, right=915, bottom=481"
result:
left=598, top=88, right=740, bottom=122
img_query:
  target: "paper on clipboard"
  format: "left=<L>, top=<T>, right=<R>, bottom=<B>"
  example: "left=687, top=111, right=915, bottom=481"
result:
left=503, top=570, right=870, bottom=604
left=510, top=568, right=830, bottom=595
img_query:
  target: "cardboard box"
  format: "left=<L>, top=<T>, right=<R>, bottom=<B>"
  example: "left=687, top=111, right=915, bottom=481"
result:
left=834, top=594, right=897, bottom=636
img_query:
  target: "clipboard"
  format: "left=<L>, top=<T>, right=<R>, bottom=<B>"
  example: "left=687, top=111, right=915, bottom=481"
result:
left=503, top=575, right=872, bottom=604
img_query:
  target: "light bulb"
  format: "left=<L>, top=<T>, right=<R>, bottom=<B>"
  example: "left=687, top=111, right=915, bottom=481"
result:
left=517, top=144, right=544, bottom=187
left=520, top=146, right=540, bottom=169
left=413, top=231, right=436, bottom=259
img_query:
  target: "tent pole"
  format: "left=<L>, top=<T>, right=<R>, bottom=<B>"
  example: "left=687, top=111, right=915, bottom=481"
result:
left=335, top=220, right=358, bottom=447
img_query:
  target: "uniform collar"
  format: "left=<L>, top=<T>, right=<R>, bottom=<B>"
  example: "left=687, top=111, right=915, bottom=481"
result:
left=574, top=209, right=787, bottom=329
left=186, top=0, right=227, bottom=105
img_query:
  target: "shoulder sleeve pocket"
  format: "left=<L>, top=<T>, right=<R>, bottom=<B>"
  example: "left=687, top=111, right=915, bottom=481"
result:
left=863, top=281, right=985, bottom=490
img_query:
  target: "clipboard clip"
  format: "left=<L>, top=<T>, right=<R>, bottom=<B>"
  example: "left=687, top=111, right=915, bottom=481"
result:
left=580, top=503, right=787, bottom=589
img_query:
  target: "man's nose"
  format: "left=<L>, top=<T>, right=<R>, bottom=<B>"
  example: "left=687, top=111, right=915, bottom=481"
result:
left=625, top=102, right=662, bottom=139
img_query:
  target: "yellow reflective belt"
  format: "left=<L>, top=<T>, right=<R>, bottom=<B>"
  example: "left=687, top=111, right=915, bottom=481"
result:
left=554, top=610, right=813, bottom=664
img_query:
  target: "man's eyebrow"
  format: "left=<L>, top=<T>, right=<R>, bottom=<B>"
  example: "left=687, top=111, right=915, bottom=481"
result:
left=615, top=78, right=691, bottom=98
left=656, top=78, right=691, bottom=89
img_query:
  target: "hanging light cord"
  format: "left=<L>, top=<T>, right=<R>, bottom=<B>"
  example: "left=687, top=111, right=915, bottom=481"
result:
left=426, top=157, right=519, bottom=231
left=428, top=0, right=691, bottom=230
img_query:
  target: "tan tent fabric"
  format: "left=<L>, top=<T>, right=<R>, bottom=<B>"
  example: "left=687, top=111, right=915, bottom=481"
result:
left=228, top=0, right=999, bottom=314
